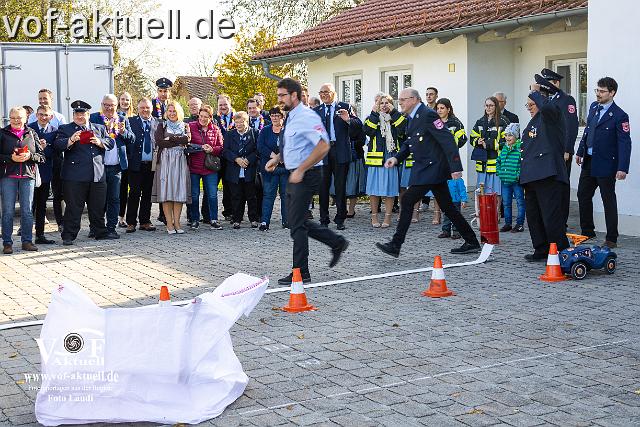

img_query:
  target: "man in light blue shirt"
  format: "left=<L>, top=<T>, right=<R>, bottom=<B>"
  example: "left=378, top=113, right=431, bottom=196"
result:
left=266, top=78, right=349, bottom=285
left=27, top=88, right=66, bottom=128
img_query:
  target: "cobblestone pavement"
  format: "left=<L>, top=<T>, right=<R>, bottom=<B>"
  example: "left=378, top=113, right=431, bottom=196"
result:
left=1, top=199, right=639, bottom=426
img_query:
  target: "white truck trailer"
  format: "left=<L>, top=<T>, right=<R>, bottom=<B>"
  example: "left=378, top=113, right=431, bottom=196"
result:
left=0, top=42, right=114, bottom=126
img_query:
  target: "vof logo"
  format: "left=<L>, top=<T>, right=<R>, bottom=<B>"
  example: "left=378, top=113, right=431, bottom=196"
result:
left=64, top=333, right=84, bottom=353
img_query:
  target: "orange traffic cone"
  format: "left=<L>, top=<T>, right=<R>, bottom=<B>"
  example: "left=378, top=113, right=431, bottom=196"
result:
left=422, top=256, right=455, bottom=298
left=539, top=243, right=566, bottom=282
left=282, top=268, right=317, bottom=312
left=159, top=285, right=171, bottom=306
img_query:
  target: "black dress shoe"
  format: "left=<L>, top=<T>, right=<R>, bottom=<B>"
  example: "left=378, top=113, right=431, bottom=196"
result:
left=96, top=231, right=119, bottom=240
left=336, top=223, right=346, bottom=231
left=451, top=242, right=481, bottom=254
left=35, top=236, right=55, bottom=244
left=278, top=271, right=311, bottom=285
left=500, top=224, right=512, bottom=232
left=62, top=239, right=74, bottom=246
left=346, top=212, right=356, bottom=218
left=376, top=242, right=400, bottom=258
left=329, top=239, right=349, bottom=268
left=524, top=253, right=548, bottom=262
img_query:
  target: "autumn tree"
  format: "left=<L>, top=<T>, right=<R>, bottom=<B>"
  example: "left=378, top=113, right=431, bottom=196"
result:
left=214, top=28, right=300, bottom=110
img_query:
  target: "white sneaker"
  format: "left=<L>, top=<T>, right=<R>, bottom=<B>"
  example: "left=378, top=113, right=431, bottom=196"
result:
left=167, top=229, right=177, bottom=234
left=175, top=229, right=185, bottom=234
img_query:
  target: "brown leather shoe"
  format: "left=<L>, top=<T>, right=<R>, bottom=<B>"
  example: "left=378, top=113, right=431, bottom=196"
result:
left=139, top=223, right=157, bottom=231
left=125, top=224, right=136, bottom=233
left=22, top=242, right=38, bottom=251
left=3, top=244, right=13, bottom=254
left=603, top=240, right=617, bottom=249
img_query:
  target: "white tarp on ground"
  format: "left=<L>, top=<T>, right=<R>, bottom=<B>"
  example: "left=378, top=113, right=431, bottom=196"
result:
left=34, top=273, right=268, bottom=426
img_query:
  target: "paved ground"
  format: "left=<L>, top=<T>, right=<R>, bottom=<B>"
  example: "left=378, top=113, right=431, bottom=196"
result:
left=1, top=198, right=639, bottom=426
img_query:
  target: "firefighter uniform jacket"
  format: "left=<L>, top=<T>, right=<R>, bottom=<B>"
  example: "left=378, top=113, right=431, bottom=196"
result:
left=363, top=109, right=407, bottom=167
left=444, top=116, right=467, bottom=148
left=469, top=115, right=509, bottom=173
left=395, top=103, right=463, bottom=186
left=550, top=89, right=579, bottom=155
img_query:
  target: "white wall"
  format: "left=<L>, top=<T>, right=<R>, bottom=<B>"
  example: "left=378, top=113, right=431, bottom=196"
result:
left=307, top=36, right=471, bottom=180
left=466, top=38, right=515, bottom=185
left=588, top=0, right=640, bottom=236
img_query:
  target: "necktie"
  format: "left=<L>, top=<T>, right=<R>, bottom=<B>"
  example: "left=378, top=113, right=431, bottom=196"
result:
left=250, top=117, right=257, bottom=130
left=279, top=115, right=288, bottom=168
left=143, top=120, right=151, bottom=154
left=325, top=104, right=332, bottom=140
left=586, top=105, right=604, bottom=149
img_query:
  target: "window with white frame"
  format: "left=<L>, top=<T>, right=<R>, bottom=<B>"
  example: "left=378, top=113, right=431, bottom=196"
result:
left=336, top=74, right=362, bottom=116
left=552, top=58, right=588, bottom=126
left=383, top=69, right=412, bottom=101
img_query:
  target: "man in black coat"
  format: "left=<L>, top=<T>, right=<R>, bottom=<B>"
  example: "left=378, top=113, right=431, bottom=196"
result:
left=494, top=91, right=519, bottom=124
left=28, top=106, right=58, bottom=244
left=376, top=88, right=480, bottom=257
left=314, top=83, right=363, bottom=230
left=520, top=76, right=570, bottom=261
left=54, top=101, right=115, bottom=245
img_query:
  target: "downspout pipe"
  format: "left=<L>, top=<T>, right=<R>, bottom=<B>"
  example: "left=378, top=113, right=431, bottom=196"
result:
left=250, top=7, right=587, bottom=66
left=260, top=60, right=282, bottom=81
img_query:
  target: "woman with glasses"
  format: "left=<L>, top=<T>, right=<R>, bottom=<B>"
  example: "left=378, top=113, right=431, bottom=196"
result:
left=470, top=96, right=509, bottom=202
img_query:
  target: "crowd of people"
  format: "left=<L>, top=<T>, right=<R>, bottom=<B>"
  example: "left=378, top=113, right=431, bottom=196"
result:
left=0, top=70, right=631, bottom=263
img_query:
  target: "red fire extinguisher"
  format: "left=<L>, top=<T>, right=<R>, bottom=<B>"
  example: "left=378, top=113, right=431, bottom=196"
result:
left=478, top=184, right=499, bottom=244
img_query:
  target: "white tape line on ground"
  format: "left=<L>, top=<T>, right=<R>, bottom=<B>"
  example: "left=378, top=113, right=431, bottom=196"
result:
left=0, top=245, right=494, bottom=331
left=236, top=338, right=630, bottom=417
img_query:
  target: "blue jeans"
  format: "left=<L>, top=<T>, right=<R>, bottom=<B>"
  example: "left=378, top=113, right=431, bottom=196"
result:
left=191, top=173, right=218, bottom=222
left=1, top=177, right=35, bottom=245
left=105, top=166, right=121, bottom=232
left=261, top=170, right=288, bottom=225
left=501, top=182, right=525, bottom=225
left=442, top=202, right=461, bottom=233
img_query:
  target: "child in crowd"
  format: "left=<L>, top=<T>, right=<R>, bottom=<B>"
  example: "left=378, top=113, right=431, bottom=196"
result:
left=497, top=123, right=525, bottom=232
left=438, top=175, right=468, bottom=239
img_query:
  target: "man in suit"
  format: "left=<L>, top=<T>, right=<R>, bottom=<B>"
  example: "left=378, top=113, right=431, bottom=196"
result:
left=494, top=91, right=519, bottom=124
left=54, top=101, right=115, bottom=245
left=253, top=92, right=270, bottom=122
left=215, top=94, right=235, bottom=221
left=126, top=98, right=158, bottom=233
left=376, top=88, right=480, bottom=257
left=520, top=76, right=570, bottom=261
left=576, top=77, right=632, bottom=248
left=247, top=98, right=268, bottom=220
left=541, top=68, right=580, bottom=229
left=315, top=83, right=363, bottom=230
left=89, top=94, right=135, bottom=239
left=28, top=105, right=58, bottom=244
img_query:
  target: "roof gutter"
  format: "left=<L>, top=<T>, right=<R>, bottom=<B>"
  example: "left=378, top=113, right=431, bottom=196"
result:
left=260, top=60, right=283, bottom=81
left=250, top=7, right=587, bottom=65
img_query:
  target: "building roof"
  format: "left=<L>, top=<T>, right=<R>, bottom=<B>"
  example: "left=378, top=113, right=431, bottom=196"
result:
left=172, top=76, right=218, bottom=101
left=254, top=0, right=588, bottom=61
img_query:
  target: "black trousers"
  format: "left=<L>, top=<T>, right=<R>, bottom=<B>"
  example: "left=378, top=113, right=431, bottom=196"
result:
left=287, top=167, right=343, bottom=274
left=524, top=177, right=570, bottom=255
left=126, top=163, right=155, bottom=226
left=577, top=155, right=618, bottom=242
left=61, top=180, right=107, bottom=241
left=119, top=169, right=128, bottom=218
left=319, top=148, right=349, bottom=225
left=51, top=165, right=64, bottom=226
left=562, top=157, right=573, bottom=228
left=33, top=181, right=51, bottom=237
left=392, top=182, right=478, bottom=247
left=229, top=178, right=258, bottom=223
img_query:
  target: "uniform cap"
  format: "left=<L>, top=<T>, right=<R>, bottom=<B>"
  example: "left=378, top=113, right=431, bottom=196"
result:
left=71, top=100, right=91, bottom=112
left=156, top=77, right=173, bottom=88
left=540, top=68, right=563, bottom=81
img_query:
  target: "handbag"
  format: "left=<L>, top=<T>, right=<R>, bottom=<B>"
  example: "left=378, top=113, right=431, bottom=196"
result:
left=204, top=153, right=221, bottom=172
left=470, top=146, right=488, bottom=162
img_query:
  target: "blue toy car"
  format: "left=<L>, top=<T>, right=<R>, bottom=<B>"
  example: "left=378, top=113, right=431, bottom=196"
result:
left=559, top=245, right=617, bottom=280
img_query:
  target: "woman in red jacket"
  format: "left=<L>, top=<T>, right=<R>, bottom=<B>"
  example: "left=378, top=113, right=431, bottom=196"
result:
left=187, top=105, right=224, bottom=230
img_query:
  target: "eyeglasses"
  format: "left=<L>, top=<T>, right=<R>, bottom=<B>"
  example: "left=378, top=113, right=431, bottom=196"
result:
left=319, top=90, right=331, bottom=95
left=398, top=96, right=416, bottom=102
left=594, top=88, right=610, bottom=94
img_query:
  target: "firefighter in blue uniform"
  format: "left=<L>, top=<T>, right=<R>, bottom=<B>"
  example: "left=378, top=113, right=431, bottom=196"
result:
left=520, top=75, right=570, bottom=261
left=575, top=76, right=632, bottom=248
left=151, top=78, right=172, bottom=119
left=376, top=88, right=480, bottom=257
left=54, top=101, right=115, bottom=245
left=541, top=68, right=579, bottom=228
